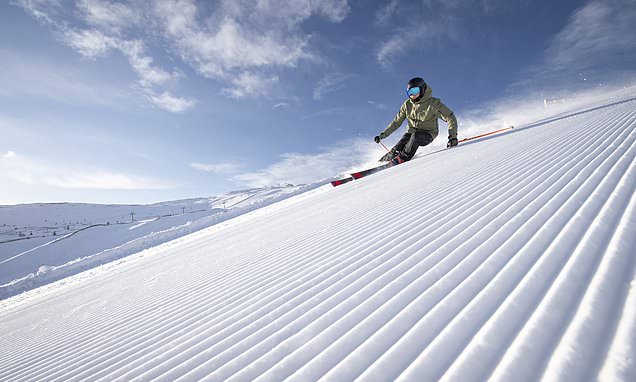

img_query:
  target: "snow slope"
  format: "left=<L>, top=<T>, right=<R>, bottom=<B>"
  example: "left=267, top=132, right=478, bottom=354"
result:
left=0, top=184, right=321, bottom=298
left=1, top=91, right=635, bottom=381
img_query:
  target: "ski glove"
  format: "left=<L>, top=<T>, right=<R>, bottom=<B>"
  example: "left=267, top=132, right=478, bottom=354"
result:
left=447, top=138, right=458, bottom=148
left=374, top=136, right=381, bottom=143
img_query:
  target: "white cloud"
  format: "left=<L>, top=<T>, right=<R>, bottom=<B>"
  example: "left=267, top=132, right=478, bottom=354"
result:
left=220, top=0, right=349, bottom=27
left=61, top=29, right=179, bottom=109
left=0, top=153, right=172, bottom=190
left=2, top=151, right=17, bottom=159
left=273, top=102, right=291, bottom=109
left=64, top=31, right=185, bottom=112
left=233, top=137, right=381, bottom=187
left=14, top=1, right=184, bottom=113
left=117, top=39, right=174, bottom=87
left=152, top=6, right=312, bottom=82
left=15, top=0, right=352, bottom=106
left=76, top=0, right=141, bottom=34
left=20, top=2, right=186, bottom=113
left=375, top=0, right=399, bottom=26
left=146, top=90, right=196, bottom=113
left=63, top=28, right=114, bottom=58
left=151, top=0, right=350, bottom=98
left=190, top=161, right=243, bottom=174
left=222, top=71, right=280, bottom=99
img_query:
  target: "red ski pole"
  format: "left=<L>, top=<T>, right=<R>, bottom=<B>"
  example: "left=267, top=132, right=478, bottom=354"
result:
left=378, top=141, right=391, bottom=154
left=459, top=126, right=514, bottom=143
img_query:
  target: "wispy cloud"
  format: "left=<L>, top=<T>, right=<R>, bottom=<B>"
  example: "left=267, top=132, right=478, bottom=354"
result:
left=145, top=90, right=196, bottom=114
left=190, top=161, right=244, bottom=174
left=520, top=0, right=636, bottom=87
left=313, top=72, right=354, bottom=100
left=221, top=71, right=280, bottom=99
left=77, top=0, right=141, bottom=34
left=14, top=0, right=352, bottom=107
left=0, top=153, right=172, bottom=190
left=367, top=100, right=386, bottom=109
left=545, top=0, right=636, bottom=70
left=116, top=39, right=174, bottom=87
left=303, top=107, right=350, bottom=119
left=273, top=102, right=291, bottom=109
left=14, top=0, right=188, bottom=113
left=373, top=1, right=462, bottom=66
left=62, top=31, right=194, bottom=111
left=13, top=0, right=61, bottom=25
left=375, top=0, right=399, bottom=26
left=233, top=138, right=381, bottom=187
left=376, top=35, right=406, bottom=67
left=373, top=0, right=524, bottom=66
left=63, top=28, right=114, bottom=58
left=151, top=0, right=347, bottom=98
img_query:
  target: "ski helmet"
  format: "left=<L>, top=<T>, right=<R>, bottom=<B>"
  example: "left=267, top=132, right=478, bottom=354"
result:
left=406, top=77, right=426, bottom=97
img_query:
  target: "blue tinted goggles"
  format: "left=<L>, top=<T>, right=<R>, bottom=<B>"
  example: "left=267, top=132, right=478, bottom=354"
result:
left=406, top=87, right=421, bottom=97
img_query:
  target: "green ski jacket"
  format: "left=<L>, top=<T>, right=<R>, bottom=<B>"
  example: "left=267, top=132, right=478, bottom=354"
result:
left=380, top=84, right=458, bottom=141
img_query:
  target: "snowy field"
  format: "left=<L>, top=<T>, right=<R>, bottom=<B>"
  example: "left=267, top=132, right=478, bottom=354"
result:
left=1, top=88, right=635, bottom=381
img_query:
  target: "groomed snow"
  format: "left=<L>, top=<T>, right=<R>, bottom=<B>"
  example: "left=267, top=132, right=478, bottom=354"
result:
left=0, top=185, right=322, bottom=299
left=1, top=90, right=635, bottom=381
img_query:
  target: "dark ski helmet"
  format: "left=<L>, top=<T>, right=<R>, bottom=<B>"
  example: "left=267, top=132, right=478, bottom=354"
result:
left=406, top=77, right=426, bottom=98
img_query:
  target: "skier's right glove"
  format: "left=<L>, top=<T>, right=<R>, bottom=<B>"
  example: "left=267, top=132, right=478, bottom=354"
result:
left=447, top=138, right=458, bottom=148
left=374, top=136, right=381, bottom=143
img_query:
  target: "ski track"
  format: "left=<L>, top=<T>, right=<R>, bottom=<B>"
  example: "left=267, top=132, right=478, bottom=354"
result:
left=1, top=98, right=636, bottom=381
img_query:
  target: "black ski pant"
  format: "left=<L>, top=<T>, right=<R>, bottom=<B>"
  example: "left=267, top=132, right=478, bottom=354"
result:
left=393, top=130, right=434, bottom=161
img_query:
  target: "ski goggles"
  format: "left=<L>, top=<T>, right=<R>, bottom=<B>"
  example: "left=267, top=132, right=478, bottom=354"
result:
left=406, top=87, right=421, bottom=97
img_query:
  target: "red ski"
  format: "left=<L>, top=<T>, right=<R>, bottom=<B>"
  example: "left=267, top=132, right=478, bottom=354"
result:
left=331, top=162, right=395, bottom=187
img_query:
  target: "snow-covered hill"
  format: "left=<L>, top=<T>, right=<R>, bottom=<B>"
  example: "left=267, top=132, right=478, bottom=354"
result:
left=1, top=89, right=635, bottom=381
left=0, top=184, right=322, bottom=298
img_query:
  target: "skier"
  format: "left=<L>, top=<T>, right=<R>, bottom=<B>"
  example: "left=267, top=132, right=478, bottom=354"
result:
left=374, top=77, right=458, bottom=164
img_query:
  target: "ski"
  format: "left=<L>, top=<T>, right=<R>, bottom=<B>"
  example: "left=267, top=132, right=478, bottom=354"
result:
left=351, top=162, right=393, bottom=179
left=330, top=177, right=354, bottom=187
left=331, top=162, right=395, bottom=187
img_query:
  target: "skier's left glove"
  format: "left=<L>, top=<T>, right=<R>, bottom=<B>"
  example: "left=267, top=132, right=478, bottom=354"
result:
left=374, top=135, right=381, bottom=143
left=447, top=138, right=458, bottom=148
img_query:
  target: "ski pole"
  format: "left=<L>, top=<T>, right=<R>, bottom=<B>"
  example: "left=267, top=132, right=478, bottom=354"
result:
left=378, top=140, right=391, bottom=154
left=458, top=126, right=514, bottom=143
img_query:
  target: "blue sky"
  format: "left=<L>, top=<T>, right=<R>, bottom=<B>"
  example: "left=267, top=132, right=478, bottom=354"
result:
left=1, top=0, right=635, bottom=205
